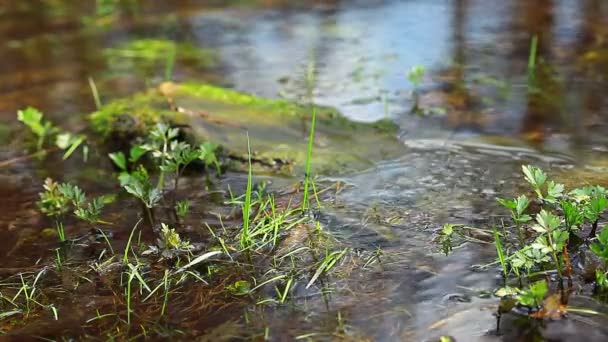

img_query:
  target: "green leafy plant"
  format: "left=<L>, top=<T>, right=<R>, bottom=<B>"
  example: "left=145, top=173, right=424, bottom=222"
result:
left=407, top=65, right=425, bottom=87
left=227, top=280, right=251, bottom=296
left=440, top=164, right=608, bottom=318
left=530, top=209, right=567, bottom=281
left=497, top=195, right=531, bottom=246
left=17, top=107, right=56, bottom=151
left=522, top=165, right=547, bottom=199
left=439, top=224, right=455, bottom=256
left=119, top=166, right=162, bottom=224
left=17, top=107, right=89, bottom=160
left=406, top=65, right=425, bottom=114
left=143, top=223, right=193, bottom=259
left=37, top=178, right=106, bottom=241
left=517, top=279, right=548, bottom=309
left=175, top=199, right=190, bottom=221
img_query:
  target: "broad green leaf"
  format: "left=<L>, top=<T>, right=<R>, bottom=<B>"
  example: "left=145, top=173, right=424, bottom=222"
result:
left=129, top=145, right=147, bottom=163
left=497, top=198, right=516, bottom=210
left=109, top=152, right=127, bottom=171
left=598, top=226, right=608, bottom=245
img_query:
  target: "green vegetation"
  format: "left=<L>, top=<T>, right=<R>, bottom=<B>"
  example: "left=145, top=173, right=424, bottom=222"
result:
left=407, top=65, right=425, bottom=114
left=89, top=81, right=404, bottom=176
left=440, top=165, right=608, bottom=322
left=3, top=88, right=360, bottom=338
left=17, top=107, right=88, bottom=160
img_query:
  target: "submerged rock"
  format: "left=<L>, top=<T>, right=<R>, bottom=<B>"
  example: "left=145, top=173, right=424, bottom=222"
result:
left=89, top=81, right=406, bottom=175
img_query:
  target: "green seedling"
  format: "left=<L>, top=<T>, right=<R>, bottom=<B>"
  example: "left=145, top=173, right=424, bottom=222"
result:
left=440, top=224, right=456, bottom=256
left=407, top=65, right=425, bottom=87
left=17, top=107, right=56, bottom=151
left=497, top=195, right=531, bottom=246
left=561, top=200, right=583, bottom=232
left=18, top=107, right=88, bottom=160
left=143, top=223, right=192, bottom=260
left=119, top=166, right=162, bottom=224
left=517, top=279, right=547, bottom=309
left=37, top=178, right=106, bottom=241
left=227, top=280, right=251, bottom=296
left=109, top=145, right=146, bottom=174
left=531, top=209, right=567, bottom=281
left=160, top=140, right=200, bottom=193
left=522, top=165, right=547, bottom=199
left=406, top=65, right=425, bottom=114
left=585, top=191, right=607, bottom=238
left=175, top=199, right=190, bottom=220
left=141, top=122, right=180, bottom=189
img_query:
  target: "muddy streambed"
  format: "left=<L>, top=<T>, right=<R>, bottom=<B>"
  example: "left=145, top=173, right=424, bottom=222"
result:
left=2, top=1, right=608, bottom=341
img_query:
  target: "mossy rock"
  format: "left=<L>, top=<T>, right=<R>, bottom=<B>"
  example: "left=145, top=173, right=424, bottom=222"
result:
left=89, top=81, right=405, bottom=175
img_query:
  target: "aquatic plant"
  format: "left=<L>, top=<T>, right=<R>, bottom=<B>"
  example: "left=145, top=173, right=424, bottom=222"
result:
left=17, top=107, right=56, bottom=151
left=37, top=178, right=107, bottom=241
left=143, top=223, right=193, bottom=260
left=17, top=107, right=87, bottom=160
left=441, top=164, right=608, bottom=321
left=407, top=65, right=425, bottom=87
left=175, top=199, right=190, bottom=221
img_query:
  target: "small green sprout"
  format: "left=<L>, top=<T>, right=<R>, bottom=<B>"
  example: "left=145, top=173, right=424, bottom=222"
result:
left=522, top=165, right=547, bottom=198
left=175, top=199, right=190, bottom=220
left=144, top=223, right=193, bottom=259
left=17, top=107, right=56, bottom=151
left=407, top=65, right=425, bottom=87
left=119, top=166, right=162, bottom=209
left=227, top=280, right=251, bottom=296
left=440, top=224, right=456, bottom=256
left=517, top=280, right=548, bottom=308
left=497, top=195, right=531, bottom=246
left=37, top=178, right=71, bottom=218
left=37, top=179, right=106, bottom=241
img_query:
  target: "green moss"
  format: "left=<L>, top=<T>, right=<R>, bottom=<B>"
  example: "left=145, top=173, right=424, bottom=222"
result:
left=172, top=82, right=397, bottom=133
left=89, top=81, right=405, bottom=174
left=176, top=82, right=321, bottom=117
left=89, top=88, right=180, bottom=137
